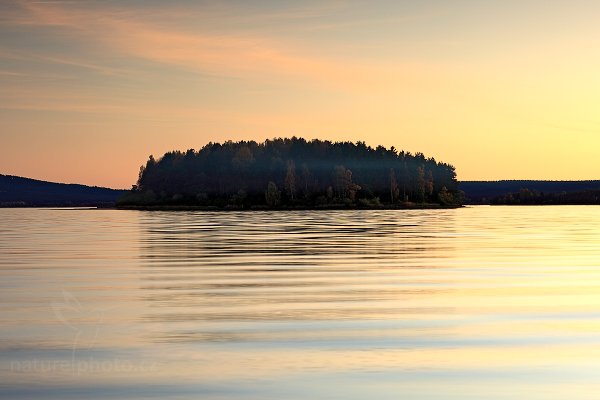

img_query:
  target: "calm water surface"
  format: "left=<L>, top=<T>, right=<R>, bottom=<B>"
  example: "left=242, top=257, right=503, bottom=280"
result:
left=1, top=206, right=600, bottom=399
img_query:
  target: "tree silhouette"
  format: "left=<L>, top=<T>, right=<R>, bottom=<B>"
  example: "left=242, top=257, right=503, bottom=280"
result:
left=119, top=137, right=461, bottom=208
left=285, top=160, right=297, bottom=201
left=389, top=168, right=399, bottom=203
left=265, top=181, right=281, bottom=207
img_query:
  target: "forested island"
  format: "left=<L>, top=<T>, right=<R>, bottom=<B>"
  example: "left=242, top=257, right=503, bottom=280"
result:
left=117, top=138, right=463, bottom=209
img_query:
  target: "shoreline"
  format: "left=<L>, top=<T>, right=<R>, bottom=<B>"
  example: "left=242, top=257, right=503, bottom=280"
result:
left=114, top=203, right=463, bottom=211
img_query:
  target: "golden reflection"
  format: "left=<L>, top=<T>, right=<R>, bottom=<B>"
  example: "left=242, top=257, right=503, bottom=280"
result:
left=3, top=207, right=600, bottom=398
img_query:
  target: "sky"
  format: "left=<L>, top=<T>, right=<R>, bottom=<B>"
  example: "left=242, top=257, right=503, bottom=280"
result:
left=1, top=0, right=600, bottom=188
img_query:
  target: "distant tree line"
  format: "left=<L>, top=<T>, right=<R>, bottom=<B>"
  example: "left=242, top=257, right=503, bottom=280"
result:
left=0, top=174, right=125, bottom=207
left=492, top=188, right=600, bottom=205
left=118, top=137, right=463, bottom=208
left=459, top=180, right=600, bottom=204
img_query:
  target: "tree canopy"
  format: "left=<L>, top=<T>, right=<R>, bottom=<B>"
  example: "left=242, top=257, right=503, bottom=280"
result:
left=118, top=137, right=462, bottom=208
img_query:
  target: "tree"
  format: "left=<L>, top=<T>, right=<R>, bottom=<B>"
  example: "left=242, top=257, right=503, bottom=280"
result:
left=346, top=172, right=361, bottom=201
left=300, top=163, right=311, bottom=198
left=232, top=146, right=254, bottom=168
left=425, top=170, right=434, bottom=198
left=519, top=188, right=533, bottom=204
left=333, top=165, right=360, bottom=202
left=230, top=189, right=247, bottom=207
left=416, top=166, right=426, bottom=202
left=326, top=186, right=334, bottom=201
left=400, top=158, right=408, bottom=202
left=333, top=165, right=347, bottom=200
left=284, top=160, right=297, bottom=201
left=438, top=186, right=453, bottom=205
left=389, top=168, right=399, bottom=203
left=265, top=181, right=281, bottom=207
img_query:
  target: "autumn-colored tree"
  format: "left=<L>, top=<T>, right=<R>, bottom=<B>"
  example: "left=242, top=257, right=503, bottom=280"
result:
left=333, top=165, right=361, bottom=202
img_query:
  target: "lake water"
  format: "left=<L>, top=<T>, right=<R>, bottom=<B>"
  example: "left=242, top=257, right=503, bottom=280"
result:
left=1, top=206, right=600, bottom=399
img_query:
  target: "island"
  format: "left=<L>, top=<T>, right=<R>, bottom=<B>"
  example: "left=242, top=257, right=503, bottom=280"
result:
left=117, top=137, right=464, bottom=210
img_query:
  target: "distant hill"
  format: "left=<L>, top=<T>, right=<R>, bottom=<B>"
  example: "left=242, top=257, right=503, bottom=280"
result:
left=459, top=180, right=600, bottom=203
left=0, top=174, right=126, bottom=207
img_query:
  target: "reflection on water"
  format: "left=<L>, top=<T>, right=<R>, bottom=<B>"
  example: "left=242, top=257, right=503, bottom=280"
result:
left=1, top=207, right=600, bottom=399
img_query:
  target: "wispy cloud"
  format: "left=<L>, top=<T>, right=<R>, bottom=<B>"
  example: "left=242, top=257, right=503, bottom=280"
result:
left=0, top=69, right=27, bottom=76
left=6, top=0, right=429, bottom=91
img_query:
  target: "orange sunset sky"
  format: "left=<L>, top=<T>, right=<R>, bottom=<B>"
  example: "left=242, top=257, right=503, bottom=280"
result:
left=1, top=0, right=600, bottom=188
